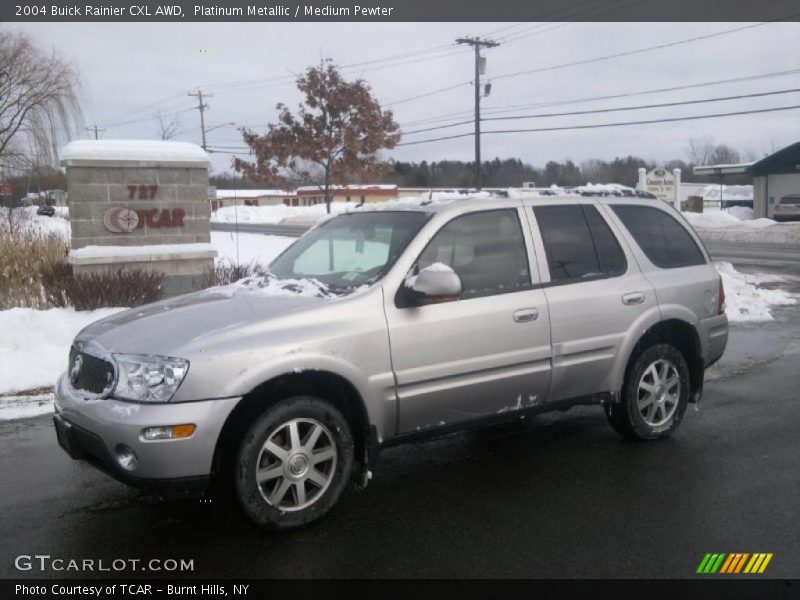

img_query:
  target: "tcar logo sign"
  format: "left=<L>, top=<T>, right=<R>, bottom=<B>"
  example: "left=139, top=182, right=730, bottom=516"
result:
left=103, top=208, right=140, bottom=233
left=102, top=207, right=186, bottom=233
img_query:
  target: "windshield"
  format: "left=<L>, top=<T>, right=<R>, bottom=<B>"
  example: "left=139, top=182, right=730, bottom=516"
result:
left=268, top=211, right=430, bottom=293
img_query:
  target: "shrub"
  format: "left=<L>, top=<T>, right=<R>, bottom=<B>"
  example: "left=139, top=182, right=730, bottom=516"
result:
left=41, top=263, right=164, bottom=311
left=0, top=227, right=69, bottom=309
left=1, top=227, right=164, bottom=310
left=203, top=259, right=261, bottom=287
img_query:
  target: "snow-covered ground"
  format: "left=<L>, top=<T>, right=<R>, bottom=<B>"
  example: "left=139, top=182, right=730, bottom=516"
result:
left=0, top=205, right=71, bottom=238
left=715, top=262, right=796, bottom=322
left=0, top=307, right=124, bottom=396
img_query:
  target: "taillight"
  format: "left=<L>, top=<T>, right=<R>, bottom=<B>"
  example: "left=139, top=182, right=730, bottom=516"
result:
left=718, top=276, right=726, bottom=315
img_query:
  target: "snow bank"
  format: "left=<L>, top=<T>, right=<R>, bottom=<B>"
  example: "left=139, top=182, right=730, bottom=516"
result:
left=0, top=393, right=55, bottom=420
left=0, top=307, right=124, bottom=396
left=211, top=203, right=353, bottom=226
left=716, top=262, right=796, bottom=322
left=701, top=184, right=753, bottom=201
left=683, top=209, right=775, bottom=229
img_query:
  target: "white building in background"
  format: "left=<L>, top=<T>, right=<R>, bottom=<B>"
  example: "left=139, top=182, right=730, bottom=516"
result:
left=694, top=141, right=800, bottom=218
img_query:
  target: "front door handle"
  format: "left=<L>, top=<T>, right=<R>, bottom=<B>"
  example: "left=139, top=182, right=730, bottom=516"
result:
left=622, top=292, right=645, bottom=306
left=513, top=308, right=539, bottom=322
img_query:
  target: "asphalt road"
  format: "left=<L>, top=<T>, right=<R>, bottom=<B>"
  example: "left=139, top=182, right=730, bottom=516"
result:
left=1, top=287, right=799, bottom=579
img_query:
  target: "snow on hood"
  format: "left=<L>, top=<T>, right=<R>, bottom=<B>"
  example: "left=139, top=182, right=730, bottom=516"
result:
left=75, top=284, right=329, bottom=355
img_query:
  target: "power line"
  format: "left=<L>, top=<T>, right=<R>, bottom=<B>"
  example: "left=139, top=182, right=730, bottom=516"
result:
left=100, top=106, right=195, bottom=129
left=390, top=20, right=792, bottom=110
left=386, top=81, right=472, bottom=107
left=396, top=66, right=800, bottom=128
left=396, top=104, right=800, bottom=146
left=492, top=21, right=785, bottom=82
left=480, top=87, right=800, bottom=123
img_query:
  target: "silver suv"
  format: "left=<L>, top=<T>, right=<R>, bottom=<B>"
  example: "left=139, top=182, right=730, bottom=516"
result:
left=54, top=195, right=728, bottom=530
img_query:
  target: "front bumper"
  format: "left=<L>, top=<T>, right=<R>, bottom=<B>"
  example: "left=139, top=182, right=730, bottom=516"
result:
left=54, top=373, right=240, bottom=492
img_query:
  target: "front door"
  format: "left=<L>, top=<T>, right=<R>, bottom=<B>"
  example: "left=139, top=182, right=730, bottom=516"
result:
left=383, top=208, right=552, bottom=434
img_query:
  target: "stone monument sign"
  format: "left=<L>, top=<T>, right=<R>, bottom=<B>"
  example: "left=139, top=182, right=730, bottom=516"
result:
left=60, top=140, right=216, bottom=297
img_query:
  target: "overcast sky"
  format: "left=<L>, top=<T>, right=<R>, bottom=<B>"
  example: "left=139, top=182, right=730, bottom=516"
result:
left=10, top=21, right=800, bottom=175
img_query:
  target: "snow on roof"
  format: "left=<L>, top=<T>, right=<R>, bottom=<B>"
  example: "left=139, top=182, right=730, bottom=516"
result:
left=215, top=189, right=294, bottom=198
left=60, top=140, right=210, bottom=166
left=295, top=184, right=397, bottom=192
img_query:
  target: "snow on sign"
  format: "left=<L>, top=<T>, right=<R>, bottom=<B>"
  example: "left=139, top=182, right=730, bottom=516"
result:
left=645, top=168, right=676, bottom=201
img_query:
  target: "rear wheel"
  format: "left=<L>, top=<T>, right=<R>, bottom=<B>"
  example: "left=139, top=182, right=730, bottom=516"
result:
left=606, top=343, right=690, bottom=440
left=235, top=396, right=353, bottom=531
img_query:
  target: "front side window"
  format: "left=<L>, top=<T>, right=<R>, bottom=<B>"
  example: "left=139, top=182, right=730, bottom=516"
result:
left=414, top=209, right=531, bottom=299
left=611, top=205, right=705, bottom=268
left=533, top=204, right=626, bottom=283
left=269, top=211, right=429, bottom=293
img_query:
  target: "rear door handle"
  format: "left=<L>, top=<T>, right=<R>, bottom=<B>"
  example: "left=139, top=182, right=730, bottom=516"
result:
left=622, top=292, right=645, bottom=306
left=513, top=308, right=539, bottom=322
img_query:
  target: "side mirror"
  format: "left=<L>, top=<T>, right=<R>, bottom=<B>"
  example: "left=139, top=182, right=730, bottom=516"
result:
left=406, top=263, right=462, bottom=303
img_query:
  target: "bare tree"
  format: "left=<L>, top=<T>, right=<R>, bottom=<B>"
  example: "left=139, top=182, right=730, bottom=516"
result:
left=0, top=28, right=83, bottom=167
left=155, top=109, right=182, bottom=140
left=709, top=144, right=740, bottom=165
left=687, top=136, right=716, bottom=166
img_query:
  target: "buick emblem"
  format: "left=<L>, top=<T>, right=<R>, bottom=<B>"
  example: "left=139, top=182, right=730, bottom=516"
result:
left=69, top=354, right=83, bottom=385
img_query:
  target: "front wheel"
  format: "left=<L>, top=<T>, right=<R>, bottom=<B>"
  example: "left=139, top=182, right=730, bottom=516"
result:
left=606, top=343, right=690, bottom=440
left=235, top=396, right=354, bottom=531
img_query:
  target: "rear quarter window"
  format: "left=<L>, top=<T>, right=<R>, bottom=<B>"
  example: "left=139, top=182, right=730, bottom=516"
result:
left=611, top=205, right=705, bottom=268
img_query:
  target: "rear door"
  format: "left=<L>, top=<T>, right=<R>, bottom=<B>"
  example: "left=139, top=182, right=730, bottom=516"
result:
left=525, top=199, right=658, bottom=402
left=384, top=207, right=552, bottom=434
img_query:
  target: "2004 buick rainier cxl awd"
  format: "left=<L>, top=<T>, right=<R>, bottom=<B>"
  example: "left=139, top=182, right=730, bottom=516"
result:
left=54, top=194, right=728, bottom=530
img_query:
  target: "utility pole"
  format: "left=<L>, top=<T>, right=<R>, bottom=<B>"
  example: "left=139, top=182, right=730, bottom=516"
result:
left=188, top=89, right=213, bottom=151
left=456, top=36, right=499, bottom=190
left=86, top=124, right=105, bottom=139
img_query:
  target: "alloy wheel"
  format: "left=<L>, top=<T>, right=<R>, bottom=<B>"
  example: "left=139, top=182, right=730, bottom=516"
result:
left=636, top=359, right=681, bottom=427
left=255, top=418, right=337, bottom=511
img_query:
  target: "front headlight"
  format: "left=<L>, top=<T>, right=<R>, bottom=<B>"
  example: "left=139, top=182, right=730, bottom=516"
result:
left=113, top=354, right=189, bottom=403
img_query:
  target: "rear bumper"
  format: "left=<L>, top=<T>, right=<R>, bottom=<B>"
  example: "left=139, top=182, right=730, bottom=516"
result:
left=697, top=313, right=728, bottom=368
left=54, top=373, right=240, bottom=491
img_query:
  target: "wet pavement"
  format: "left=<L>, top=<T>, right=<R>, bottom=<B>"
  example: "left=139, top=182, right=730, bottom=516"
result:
left=1, top=279, right=799, bottom=579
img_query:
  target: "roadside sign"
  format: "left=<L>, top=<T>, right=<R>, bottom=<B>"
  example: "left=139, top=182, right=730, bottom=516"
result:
left=0, top=182, right=12, bottom=196
left=645, top=168, right=675, bottom=201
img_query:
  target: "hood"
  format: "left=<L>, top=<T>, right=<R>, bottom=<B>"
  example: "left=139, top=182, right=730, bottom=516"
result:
left=76, top=286, right=329, bottom=355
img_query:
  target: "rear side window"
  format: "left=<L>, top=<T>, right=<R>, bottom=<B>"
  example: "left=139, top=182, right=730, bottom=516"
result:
left=533, top=205, right=626, bottom=283
left=611, top=205, right=705, bottom=268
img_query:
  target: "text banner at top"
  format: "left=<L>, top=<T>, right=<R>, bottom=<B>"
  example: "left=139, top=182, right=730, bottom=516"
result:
left=3, top=0, right=800, bottom=22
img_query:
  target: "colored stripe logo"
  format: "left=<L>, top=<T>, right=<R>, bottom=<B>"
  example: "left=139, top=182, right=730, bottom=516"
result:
left=697, top=553, right=773, bottom=574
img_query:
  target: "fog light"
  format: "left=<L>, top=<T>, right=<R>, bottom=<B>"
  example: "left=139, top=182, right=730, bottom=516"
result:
left=115, top=444, right=138, bottom=471
left=142, top=424, right=196, bottom=441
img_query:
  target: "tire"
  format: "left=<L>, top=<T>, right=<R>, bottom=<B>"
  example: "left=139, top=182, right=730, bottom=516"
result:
left=605, top=343, right=690, bottom=441
left=234, top=396, right=354, bottom=531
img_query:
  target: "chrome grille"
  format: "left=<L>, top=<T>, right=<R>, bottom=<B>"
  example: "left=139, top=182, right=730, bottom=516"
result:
left=68, top=346, right=115, bottom=396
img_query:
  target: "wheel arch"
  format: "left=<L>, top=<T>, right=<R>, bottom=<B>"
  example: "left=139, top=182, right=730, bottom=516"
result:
left=620, top=319, right=704, bottom=402
left=212, top=370, right=373, bottom=486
